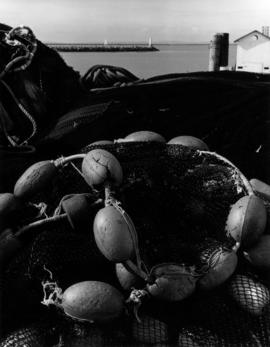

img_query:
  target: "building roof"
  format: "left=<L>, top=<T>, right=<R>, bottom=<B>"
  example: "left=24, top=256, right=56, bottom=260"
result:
left=234, top=30, right=270, bottom=43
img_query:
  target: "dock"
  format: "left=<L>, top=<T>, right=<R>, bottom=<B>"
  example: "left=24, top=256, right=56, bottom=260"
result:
left=47, top=43, right=159, bottom=52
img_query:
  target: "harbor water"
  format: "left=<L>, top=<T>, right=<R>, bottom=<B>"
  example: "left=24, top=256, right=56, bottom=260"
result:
left=61, top=44, right=237, bottom=79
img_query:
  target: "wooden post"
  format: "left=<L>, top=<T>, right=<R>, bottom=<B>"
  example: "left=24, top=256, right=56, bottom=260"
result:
left=220, top=33, right=229, bottom=69
left=209, top=33, right=229, bottom=71
left=209, top=34, right=222, bottom=71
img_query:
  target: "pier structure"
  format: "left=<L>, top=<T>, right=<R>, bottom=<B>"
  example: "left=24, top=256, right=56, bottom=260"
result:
left=47, top=42, right=158, bottom=52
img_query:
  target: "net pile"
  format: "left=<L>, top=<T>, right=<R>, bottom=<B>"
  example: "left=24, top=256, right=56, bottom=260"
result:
left=1, top=141, right=270, bottom=346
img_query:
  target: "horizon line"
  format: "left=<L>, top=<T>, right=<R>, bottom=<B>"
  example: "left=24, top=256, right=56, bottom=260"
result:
left=46, top=41, right=237, bottom=45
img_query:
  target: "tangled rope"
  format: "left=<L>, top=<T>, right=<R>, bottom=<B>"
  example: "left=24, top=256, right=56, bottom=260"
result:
left=0, top=26, right=38, bottom=146
left=0, top=25, right=37, bottom=79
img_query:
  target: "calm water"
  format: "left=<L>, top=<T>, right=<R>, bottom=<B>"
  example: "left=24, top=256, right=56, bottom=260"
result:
left=61, top=44, right=237, bottom=79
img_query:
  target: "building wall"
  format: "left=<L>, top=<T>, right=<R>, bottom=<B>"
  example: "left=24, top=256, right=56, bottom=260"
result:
left=236, top=34, right=270, bottom=73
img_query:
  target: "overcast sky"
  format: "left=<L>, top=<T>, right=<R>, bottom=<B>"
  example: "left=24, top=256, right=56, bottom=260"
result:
left=0, top=0, right=269, bottom=43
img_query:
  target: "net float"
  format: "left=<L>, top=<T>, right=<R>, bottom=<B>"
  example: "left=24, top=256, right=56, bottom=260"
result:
left=249, top=179, right=270, bottom=235
left=225, top=195, right=267, bottom=249
left=13, top=153, right=87, bottom=200
left=243, top=235, right=270, bottom=268
left=42, top=280, right=125, bottom=323
left=250, top=178, right=270, bottom=201
left=227, top=274, right=270, bottom=316
left=81, top=149, right=123, bottom=188
left=197, top=246, right=238, bottom=290
left=119, top=130, right=166, bottom=143
left=115, top=263, right=142, bottom=291
left=61, top=194, right=101, bottom=233
left=90, top=140, right=113, bottom=145
left=146, top=263, right=198, bottom=301
left=167, top=135, right=209, bottom=151
left=93, top=205, right=136, bottom=262
left=13, top=160, right=58, bottom=200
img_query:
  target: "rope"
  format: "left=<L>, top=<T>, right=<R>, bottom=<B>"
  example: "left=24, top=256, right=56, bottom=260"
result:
left=0, top=79, right=38, bottom=146
left=0, top=26, right=38, bottom=146
left=108, top=196, right=150, bottom=281
left=0, top=26, right=37, bottom=79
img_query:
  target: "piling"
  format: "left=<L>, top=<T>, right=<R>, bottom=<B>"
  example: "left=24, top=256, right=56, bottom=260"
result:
left=220, top=33, right=229, bottom=68
left=209, top=33, right=229, bottom=71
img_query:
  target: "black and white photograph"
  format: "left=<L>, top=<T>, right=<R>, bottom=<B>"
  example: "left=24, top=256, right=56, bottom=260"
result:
left=0, top=1, right=270, bottom=346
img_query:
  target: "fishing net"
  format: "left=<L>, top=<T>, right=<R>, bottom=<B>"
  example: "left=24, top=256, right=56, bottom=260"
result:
left=1, top=141, right=270, bottom=346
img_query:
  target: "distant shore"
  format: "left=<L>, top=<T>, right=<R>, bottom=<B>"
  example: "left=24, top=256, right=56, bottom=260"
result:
left=47, top=44, right=159, bottom=52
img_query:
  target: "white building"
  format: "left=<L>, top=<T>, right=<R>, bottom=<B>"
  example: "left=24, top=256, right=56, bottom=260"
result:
left=234, top=29, right=270, bottom=73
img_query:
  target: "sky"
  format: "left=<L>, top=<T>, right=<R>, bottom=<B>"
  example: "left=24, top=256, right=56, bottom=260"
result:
left=0, top=0, right=270, bottom=43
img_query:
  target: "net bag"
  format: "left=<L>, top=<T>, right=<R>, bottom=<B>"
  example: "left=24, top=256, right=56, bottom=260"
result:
left=1, top=139, right=270, bottom=346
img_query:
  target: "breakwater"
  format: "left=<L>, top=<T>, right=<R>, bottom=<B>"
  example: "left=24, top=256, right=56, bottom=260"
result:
left=47, top=43, right=159, bottom=52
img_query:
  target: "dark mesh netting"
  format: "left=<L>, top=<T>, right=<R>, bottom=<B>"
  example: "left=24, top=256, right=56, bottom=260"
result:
left=1, top=141, right=270, bottom=346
